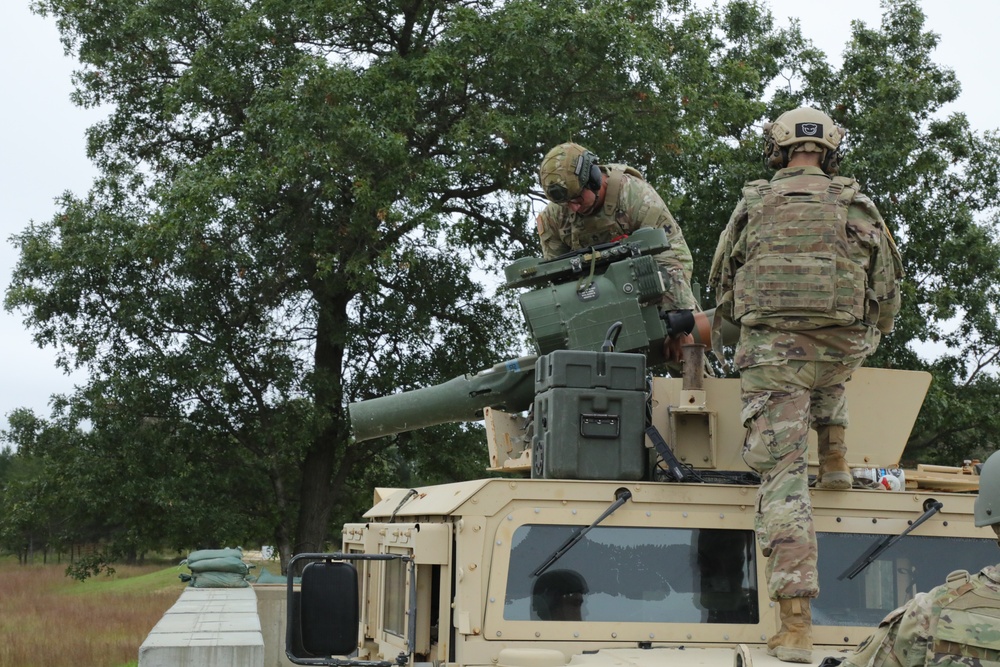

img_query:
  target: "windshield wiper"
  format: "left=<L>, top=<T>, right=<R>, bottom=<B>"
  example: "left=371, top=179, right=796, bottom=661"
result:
left=532, top=488, right=632, bottom=577
left=389, top=488, right=419, bottom=523
left=838, top=498, right=944, bottom=580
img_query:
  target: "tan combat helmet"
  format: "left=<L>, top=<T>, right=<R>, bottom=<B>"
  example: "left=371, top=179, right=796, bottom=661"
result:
left=531, top=569, right=589, bottom=621
left=538, top=142, right=602, bottom=204
left=974, top=450, right=1000, bottom=529
left=763, top=107, right=845, bottom=173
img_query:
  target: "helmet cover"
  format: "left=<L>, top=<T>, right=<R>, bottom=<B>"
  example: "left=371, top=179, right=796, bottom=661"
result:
left=765, top=107, right=844, bottom=152
left=539, top=142, right=600, bottom=204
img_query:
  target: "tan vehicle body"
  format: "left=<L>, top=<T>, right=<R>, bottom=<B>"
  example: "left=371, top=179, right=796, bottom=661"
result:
left=328, top=367, right=987, bottom=667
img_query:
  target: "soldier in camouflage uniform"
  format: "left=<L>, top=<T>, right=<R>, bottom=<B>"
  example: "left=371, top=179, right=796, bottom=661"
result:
left=708, top=108, right=903, bottom=663
left=841, top=449, right=1000, bottom=667
left=537, top=142, right=698, bottom=359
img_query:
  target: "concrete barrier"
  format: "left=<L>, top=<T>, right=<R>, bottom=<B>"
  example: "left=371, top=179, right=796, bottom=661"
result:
left=254, top=584, right=299, bottom=667
left=139, top=587, right=264, bottom=667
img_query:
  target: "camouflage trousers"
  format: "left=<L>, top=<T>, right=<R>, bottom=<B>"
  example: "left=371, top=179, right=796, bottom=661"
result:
left=740, top=357, right=865, bottom=600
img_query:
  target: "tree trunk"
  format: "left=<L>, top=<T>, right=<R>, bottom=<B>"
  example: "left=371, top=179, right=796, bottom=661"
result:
left=294, top=291, right=349, bottom=555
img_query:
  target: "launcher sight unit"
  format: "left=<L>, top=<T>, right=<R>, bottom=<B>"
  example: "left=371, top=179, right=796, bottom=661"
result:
left=503, top=226, right=697, bottom=362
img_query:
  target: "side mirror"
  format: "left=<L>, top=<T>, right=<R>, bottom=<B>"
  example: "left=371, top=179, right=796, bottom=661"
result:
left=286, top=556, right=360, bottom=664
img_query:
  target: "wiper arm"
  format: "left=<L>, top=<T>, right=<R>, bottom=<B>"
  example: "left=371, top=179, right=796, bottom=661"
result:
left=532, top=488, right=632, bottom=578
left=389, top=489, right=419, bottom=523
left=838, top=498, right=944, bottom=580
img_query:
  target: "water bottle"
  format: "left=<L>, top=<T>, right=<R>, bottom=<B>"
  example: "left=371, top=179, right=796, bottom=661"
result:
left=851, top=467, right=904, bottom=491
left=879, top=472, right=902, bottom=491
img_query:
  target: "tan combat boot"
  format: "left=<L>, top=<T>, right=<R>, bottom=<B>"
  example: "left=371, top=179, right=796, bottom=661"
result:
left=816, top=424, right=851, bottom=490
left=767, top=597, right=813, bottom=663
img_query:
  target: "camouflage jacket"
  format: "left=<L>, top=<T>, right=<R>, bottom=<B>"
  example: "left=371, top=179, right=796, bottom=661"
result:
left=536, top=164, right=696, bottom=311
left=708, top=166, right=903, bottom=368
left=842, top=564, right=1000, bottom=667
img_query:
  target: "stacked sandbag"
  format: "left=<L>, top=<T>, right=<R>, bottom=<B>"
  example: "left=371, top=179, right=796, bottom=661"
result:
left=179, top=547, right=251, bottom=588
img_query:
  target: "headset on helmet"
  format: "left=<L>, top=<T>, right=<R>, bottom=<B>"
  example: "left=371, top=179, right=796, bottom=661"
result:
left=975, top=450, right=1000, bottom=528
left=763, top=107, right=845, bottom=174
left=538, top=142, right=603, bottom=204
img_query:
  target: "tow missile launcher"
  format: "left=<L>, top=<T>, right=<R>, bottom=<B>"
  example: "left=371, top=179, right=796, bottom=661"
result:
left=349, top=227, right=734, bottom=444
left=282, top=230, right=988, bottom=667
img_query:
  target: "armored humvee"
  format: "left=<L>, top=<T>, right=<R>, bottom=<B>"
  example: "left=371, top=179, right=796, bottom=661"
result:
left=285, top=228, right=989, bottom=667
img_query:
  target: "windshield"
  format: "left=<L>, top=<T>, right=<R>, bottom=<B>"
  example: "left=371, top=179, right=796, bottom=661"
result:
left=504, top=525, right=758, bottom=623
left=502, top=526, right=997, bottom=627
left=814, top=533, right=997, bottom=627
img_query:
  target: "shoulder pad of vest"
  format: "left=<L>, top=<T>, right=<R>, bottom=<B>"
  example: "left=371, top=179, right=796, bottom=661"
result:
left=946, top=569, right=971, bottom=585
left=741, top=179, right=770, bottom=202
left=602, top=164, right=645, bottom=216
left=623, top=165, right=644, bottom=181
left=605, top=164, right=645, bottom=181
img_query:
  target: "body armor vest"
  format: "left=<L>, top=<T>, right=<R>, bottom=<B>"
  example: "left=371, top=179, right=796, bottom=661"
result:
left=927, top=572, right=1000, bottom=667
left=733, top=174, right=869, bottom=330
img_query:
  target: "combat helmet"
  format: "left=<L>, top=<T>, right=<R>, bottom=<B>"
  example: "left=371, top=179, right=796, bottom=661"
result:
left=531, top=569, right=589, bottom=621
left=763, top=107, right=845, bottom=174
left=975, top=450, right=1000, bottom=528
left=539, top=142, right=602, bottom=204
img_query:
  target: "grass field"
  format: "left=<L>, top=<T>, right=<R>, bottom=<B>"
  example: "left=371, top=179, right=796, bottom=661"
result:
left=0, top=556, right=188, bottom=667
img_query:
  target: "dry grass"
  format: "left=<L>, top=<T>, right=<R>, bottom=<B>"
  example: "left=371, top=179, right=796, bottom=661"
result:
left=0, top=557, right=187, bottom=667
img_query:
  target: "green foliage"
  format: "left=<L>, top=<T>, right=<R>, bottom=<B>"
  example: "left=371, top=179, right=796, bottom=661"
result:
left=0, top=405, right=263, bottom=569
left=65, top=554, right=116, bottom=582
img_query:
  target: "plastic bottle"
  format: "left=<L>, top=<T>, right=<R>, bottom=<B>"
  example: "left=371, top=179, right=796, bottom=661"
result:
left=851, top=467, right=904, bottom=491
left=879, top=473, right=902, bottom=491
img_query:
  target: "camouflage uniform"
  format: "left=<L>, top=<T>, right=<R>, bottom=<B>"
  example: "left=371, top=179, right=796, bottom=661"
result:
left=536, top=165, right=697, bottom=312
left=842, top=565, right=1000, bottom=667
left=709, top=165, right=902, bottom=600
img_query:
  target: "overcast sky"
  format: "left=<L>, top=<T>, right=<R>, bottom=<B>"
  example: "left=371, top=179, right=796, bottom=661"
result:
left=1, top=1, right=998, bottom=435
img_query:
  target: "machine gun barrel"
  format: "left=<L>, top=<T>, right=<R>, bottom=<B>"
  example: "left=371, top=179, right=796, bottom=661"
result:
left=349, top=357, right=537, bottom=443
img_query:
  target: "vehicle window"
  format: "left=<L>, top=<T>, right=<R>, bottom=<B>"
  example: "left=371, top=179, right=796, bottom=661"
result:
left=815, top=533, right=997, bottom=627
left=503, top=525, right=758, bottom=623
left=383, top=556, right=407, bottom=637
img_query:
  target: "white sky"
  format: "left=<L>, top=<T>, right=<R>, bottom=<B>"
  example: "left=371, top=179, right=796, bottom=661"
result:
left=0, top=1, right=998, bottom=434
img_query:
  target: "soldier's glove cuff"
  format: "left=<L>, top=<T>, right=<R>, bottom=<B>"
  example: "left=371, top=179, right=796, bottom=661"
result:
left=663, top=310, right=695, bottom=338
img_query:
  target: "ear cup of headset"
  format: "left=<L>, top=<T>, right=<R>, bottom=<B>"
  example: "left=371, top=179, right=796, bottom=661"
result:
left=764, top=141, right=786, bottom=170
left=587, top=163, right=602, bottom=191
left=821, top=148, right=842, bottom=175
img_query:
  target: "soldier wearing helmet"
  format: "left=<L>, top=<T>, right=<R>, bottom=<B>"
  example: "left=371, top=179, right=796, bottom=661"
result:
left=531, top=569, right=589, bottom=621
left=840, top=451, right=1000, bottom=667
left=537, top=142, right=698, bottom=361
left=709, top=107, right=903, bottom=662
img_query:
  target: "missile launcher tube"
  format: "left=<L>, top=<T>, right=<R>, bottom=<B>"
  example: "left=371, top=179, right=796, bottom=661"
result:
left=349, top=356, right=538, bottom=443
left=347, top=310, right=738, bottom=442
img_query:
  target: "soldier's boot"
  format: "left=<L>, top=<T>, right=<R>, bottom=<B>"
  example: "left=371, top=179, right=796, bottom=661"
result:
left=767, top=597, right=813, bottom=663
left=816, top=424, right=851, bottom=490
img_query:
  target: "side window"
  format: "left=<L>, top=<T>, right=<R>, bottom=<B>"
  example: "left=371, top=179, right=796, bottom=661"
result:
left=383, top=556, right=407, bottom=637
left=503, top=525, right=758, bottom=624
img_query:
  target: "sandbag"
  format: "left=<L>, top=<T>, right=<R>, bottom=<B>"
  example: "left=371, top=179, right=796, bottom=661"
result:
left=187, top=556, right=249, bottom=574
left=187, top=570, right=249, bottom=588
left=184, top=547, right=244, bottom=563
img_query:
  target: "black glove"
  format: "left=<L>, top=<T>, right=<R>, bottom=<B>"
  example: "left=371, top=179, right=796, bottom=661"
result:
left=663, top=310, right=694, bottom=338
